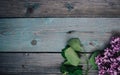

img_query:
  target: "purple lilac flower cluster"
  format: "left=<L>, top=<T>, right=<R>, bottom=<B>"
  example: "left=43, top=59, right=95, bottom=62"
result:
left=95, top=36, right=120, bottom=75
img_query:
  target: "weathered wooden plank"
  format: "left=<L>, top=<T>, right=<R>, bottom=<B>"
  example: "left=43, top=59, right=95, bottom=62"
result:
left=0, top=72, right=62, bottom=75
left=0, top=53, right=62, bottom=73
left=0, top=53, right=98, bottom=75
left=0, top=18, right=120, bottom=52
left=0, top=73, right=61, bottom=75
left=0, top=0, right=120, bottom=17
left=0, top=72, right=98, bottom=75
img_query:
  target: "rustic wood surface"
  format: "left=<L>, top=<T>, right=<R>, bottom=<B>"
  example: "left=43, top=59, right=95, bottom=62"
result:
left=0, top=53, right=98, bottom=75
left=0, top=18, right=120, bottom=52
left=0, top=0, right=120, bottom=74
left=0, top=18, right=120, bottom=75
left=0, top=0, right=120, bottom=17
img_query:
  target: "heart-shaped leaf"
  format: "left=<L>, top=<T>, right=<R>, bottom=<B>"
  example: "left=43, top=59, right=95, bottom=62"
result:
left=67, top=38, right=83, bottom=52
left=64, top=47, right=80, bottom=66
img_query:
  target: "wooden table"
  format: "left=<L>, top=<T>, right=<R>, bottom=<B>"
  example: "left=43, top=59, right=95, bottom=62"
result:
left=0, top=18, right=120, bottom=75
left=0, top=0, right=120, bottom=75
left=0, top=0, right=120, bottom=17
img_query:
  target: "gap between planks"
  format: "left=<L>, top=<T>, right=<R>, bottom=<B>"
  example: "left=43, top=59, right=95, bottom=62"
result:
left=0, top=53, right=97, bottom=75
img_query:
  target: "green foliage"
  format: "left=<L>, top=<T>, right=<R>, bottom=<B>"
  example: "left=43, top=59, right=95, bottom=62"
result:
left=60, top=38, right=83, bottom=75
left=73, top=70, right=83, bottom=75
left=64, top=60, right=71, bottom=65
left=89, top=50, right=100, bottom=69
left=64, top=47, right=80, bottom=66
left=60, top=64, right=82, bottom=75
left=67, top=38, right=83, bottom=52
left=60, top=38, right=103, bottom=75
left=61, top=45, right=70, bottom=59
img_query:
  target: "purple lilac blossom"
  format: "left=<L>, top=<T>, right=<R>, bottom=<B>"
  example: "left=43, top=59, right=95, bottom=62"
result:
left=95, top=36, right=120, bottom=75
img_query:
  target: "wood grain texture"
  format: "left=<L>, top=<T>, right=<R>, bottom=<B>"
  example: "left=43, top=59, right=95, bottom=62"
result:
left=0, top=53, right=98, bottom=75
left=0, top=0, right=120, bottom=17
left=0, top=18, right=120, bottom=52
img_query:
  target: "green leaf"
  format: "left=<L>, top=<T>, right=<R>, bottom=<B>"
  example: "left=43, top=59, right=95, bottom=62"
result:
left=60, top=64, right=82, bottom=75
left=64, top=60, right=71, bottom=65
left=89, top=51, right=100, bottom=70
left=60, top=64, right=68, bottom=73
left=64, top=47, right=80, bottom=66
left=67, top=38, right=83, bottom=52
left=73, top=70, right=82, bottom=75
left=61, top=45, right=70, bottom=59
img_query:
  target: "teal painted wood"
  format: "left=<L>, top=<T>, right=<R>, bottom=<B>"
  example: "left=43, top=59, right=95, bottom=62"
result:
left=0, top=18, right=120, bottom=52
